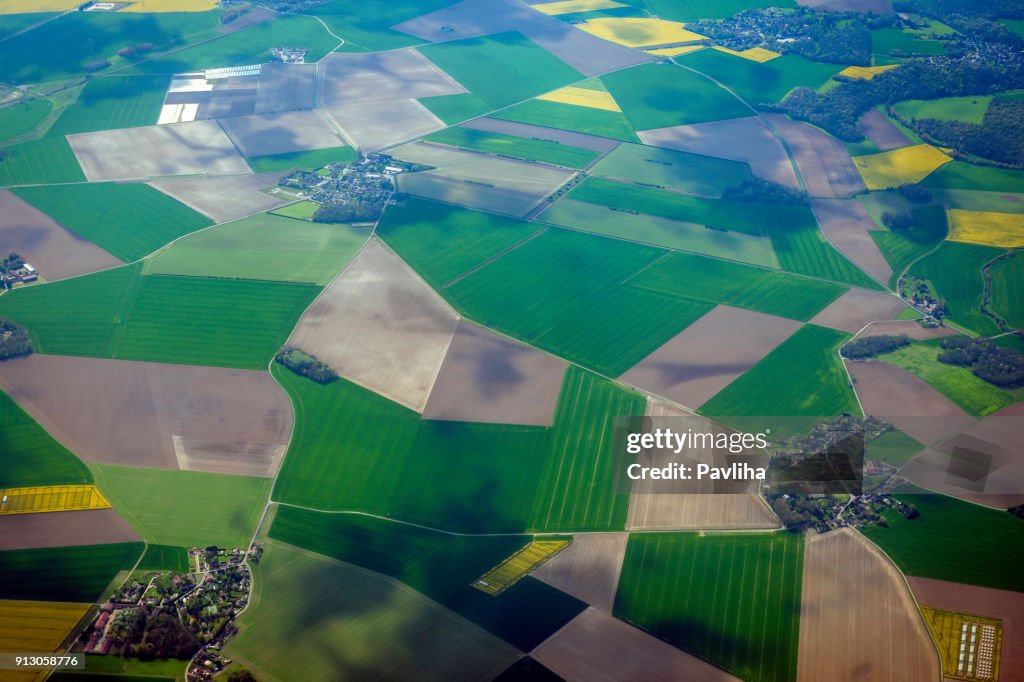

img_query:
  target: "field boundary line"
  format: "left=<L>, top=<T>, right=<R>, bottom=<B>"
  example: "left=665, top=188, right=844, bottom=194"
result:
left=442, top=227, right=549, bottom=288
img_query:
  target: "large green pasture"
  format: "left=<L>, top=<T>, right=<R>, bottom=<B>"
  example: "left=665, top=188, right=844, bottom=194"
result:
left=92, top=464, right=271, bottom=549
left=14, top=182, right=212, bottom=262
left=136, top=544, right=190, bottom=573
left=615, top=532, right=804, bottom=682
left=892, top=96, right=992, bottom=125
left=0, top=389, right=91, bottom=488
left=272, top=363, right=641, bottom=532
left=424, top=127, right=601, bottom=169
left=0, top=136, right=85, bottom=186
left=494, top=99, right=639, bottom=142
left=245, top=146, right=356, bottom=173
left=921, top=161, right=1024, bottom=193
left=47, top=76, right=169, bottom=137
left=871, top=28, right=946, bottom=56
left=147, top=213, right=370, bottom=285
left=909, top=241, right=1005, bottom=336
left=990, top=252, right=1023, bottom=329
left=628, top=0, right=795, bottom=21
left=678, top=50, right=841, bottom=105
left=862, top=486, right=1024, bottom=592
left=269, top=508, right=588, bottom=650
left=0, top=13, right=55, bottom=40
left=312, top=0, right=454, bottom=52
left=589, top=142, right=753, bottom=196
left=0, top=96, right=52, bottom=143
left=0, top=542, right=143, bottom=602
left=418, top=93, right=493, bottom=125
left=869, top=204, right=947, bottom=288
left=0, top=265, right=319, bottom=369
left=602, top=62, right=750, bottom=130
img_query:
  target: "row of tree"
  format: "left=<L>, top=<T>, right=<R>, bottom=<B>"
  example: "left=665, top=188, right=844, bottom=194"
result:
left=907, top=98, right=1024, bottom=166
left=841, top=335, right=911, bottom=359
left=938, top=336, right=1024, bottom=387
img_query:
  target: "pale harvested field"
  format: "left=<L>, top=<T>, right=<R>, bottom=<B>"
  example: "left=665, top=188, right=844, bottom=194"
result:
left=0, top=355, right=292, bottom=477
left=148, top=173, right=287, bottom=224
left=68, top=120, right=250, bottom=181
left=219, top=110, right=345, bottom=157
left=218, top=6, right=277, bottom=33
left=319, top=49, right=466, bottom=107
left=398, top=172, right=547, bottom=217
left=625, top=397, right=779, bottom=530
left=809, top=288, right=907, bottom=333
left=909, top=577, right=1024, bottom=682
left=620, top=305, right=802, bottom=409
left=288, top=238, right=459, bottom=412
left=0, top=190, right=122, bottom=281
left=520, top=22, right=655, bottom=78
left=859, top=109, right=911, bottom=151
left=639, top=116, right=799, bottom=189
left=811, top=198, right=893, bottom=285
left=764, top=114, right=865, bottom=198
left=797, top=528, right=939, bottom=682
left=255, top=63, right=317, bottom=114
left=0, top=508, right=139, bottom=551
left=857, top=319, right=955, bottom=341
left=196, top=77, right=258, bottom=120
left=462, top=117, right=620, bottom=152
left=422, top=320, right=568, bottom=426
left=324, top=99, right=444, bottom=152
left=532, top=533, right=627, bottom=612
left=533, top=607, right=742, bottom=681
left=392, top=0, right=558, bottom=42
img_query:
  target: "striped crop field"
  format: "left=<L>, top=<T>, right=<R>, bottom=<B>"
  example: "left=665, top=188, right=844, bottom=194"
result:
left=0, top=485, right=110, bottom=514
left=0, top=600, right=91, bottom=653
left=473, top=538, right=572, bottom=595
left=947, top=209, right=1024, bottom=248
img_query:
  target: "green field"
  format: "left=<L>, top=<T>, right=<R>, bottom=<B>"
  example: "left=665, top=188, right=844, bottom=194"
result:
left=0, top=389, right=92, bottom=488
left=615, top=532, right=804, bottom=682
left=52, top=654, right=183, bottom=681
left=921, top=161, right=1024, bottom=193
left=871, top=28, right=947, bottom=56
left=0, top=542, right=143, bottom=602
left=862, top=486, right=1024, bottom=592
left=892, top=96, right=993, bottom=124
left=699, top=324, right=859, bottom=423
left=226, top=540, right=520, bottom=681
left=0, top=265, right=320, bottom=369
left=148, top=212, right=370, bottom=285
left=0, top=13, right=55, bottom=40
left=869, top=204, right=948, bottom=288
left=989, top=251, right=1023, bottom=329
left=268, top=508, right=588, bottom=650
left=245, top=146, right=356, bottom=173
left=930, top=188, right=1024, bottom=214
left=312, top=0, right=454, bottom=52
left=272, top=363, right=641, bottom=532
left=0, top=136, right=85, bottom=186
left=270, top=200, right=319, bottom=220
left=678, top=50, right=841, bottom=105
left=909, top=241, right=1005, bottom=336
left=423, top=127, right=601, bottom=169
left=47, top=76, right=170, bottom=137
left=589, top=142, right=753, bottom=196
left=92, top=464, right=271, bottom=548
left=0, top=96, right=52, bottom=143
left=866, top=429, right=924, bottom=467
left=494, top=98, right=639, bottom=142
left=14, top=182, right=212, bottom=262
left=631, top=0, right=796, bottom=21
left=136, top=544, right=190, bottom=573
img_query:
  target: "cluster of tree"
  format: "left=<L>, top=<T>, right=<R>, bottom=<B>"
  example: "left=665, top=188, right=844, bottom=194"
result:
left=908, top=98, right=1024, bottom=166
left=84, top=59, right=111, bottom=73
left=228, top=670, right=259, bottom=682
left=896, top=183, right=934, bottom=203
left=220, top=4, right=252, bottom=24
left=895, top=0, right=1024, bottom=20
left=116, top=43, right=155, bottom=59
left=312, top=200, right=384, bottom=223
left=882, top=211, right=914, bottom=231
left=841, top=334, right=911, bottom=359
left=275, top=346, right=338, bottom=384
left=938, top=336, right=1024, bottom=387
left=0, top=318, right=32, bottom=361
left=721, top=177, right=807, bottom=204
left=130, top=612, right=200, bottom=661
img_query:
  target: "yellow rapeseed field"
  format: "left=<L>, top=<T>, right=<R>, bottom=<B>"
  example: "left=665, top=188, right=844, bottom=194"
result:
left=0, top=600, right=91, bottom=652
left=647, top=45, right=705, bottom=57
left=537, top=85, right=621, bottom=111
left=711, top=45, right=781, bottom=63
left=577, top=17, right=707, bottom=48
left=0, top=485, right=111, bottom=515
left=531, top=0, right=626, bottom=16
left=852, top=144, right=952, bottom=190
left=921, top=607, right=1003, bottom=681
left=472, top=539, right=571, bottom=595
left=122, top=0, right=220, bottom=11
left=839, top=64, right=900, bottom=80
left=947, top=209, right=1024, bottom=248
left=0, top=0, right=80, bottom=12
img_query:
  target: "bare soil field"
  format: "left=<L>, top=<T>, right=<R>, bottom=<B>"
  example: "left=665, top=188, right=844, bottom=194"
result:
left=288, top=238, right=459, bottom=412
left=859, top=109, right=911, bottom=151
left=422, top=320, right=568, bottom=426
left=148, top=173, right=287, bottom=224
left=620, top=305, right=802, bottom=409
left=811, top=198, right=893, bottom=285
left=0, top=355, right=292, bottom=477
left=462, top=117, right=620, bottom=152
left=764, top=114, right=865, bottom=198
left=392, top=0, right=558, bottom=42
left=219, top=110, right=345, bottom=158
left=0, top=190, right=122, bottom=281
left=909, top=577, right=1024, bottom=682
left=324, top=99, right=445, bottom=152
left=0, top=508, right=139, bottom=551
left=319, top=49, right=466, bottom=108
left=809, top=288, right=906, bottom=333
left=255, top=63, right=317, bottom=114
left=857, top=320, right=955, bottom=341
left=639, top=116, right=798, bottom=188
left=532, top=533, right=627, bottom=612
left=797, top=528, right=939, bottom=682
left=218, top=6, right=276, bottom=33
left=533, top=606, right=742, bottom=681
left=68, top=120, right=251, bottom=181
left=162, top=74, right=259, bottom=122
left=521, top=22, right=656, bottom=77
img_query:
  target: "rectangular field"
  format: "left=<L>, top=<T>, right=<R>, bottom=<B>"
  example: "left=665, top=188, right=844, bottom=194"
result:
left=147, top=173, right=289, bottom=224
left=219, top=110, right=346, bottom=158
left=495, top=98, right=640, bottom=142
left=678, top=49, right=840, bottom=104
left=0, top=542, right=143, bottom=602
left=909, top=241, right=1004, bottom=336
left=47, top=75, right=169, bottom=137
left=0, top=485, right=109, bottom=514
left=853, top=144, right=952, bottom=190
left=589, top=141, right=753, bottom=196
left=0, top=508, right=139, bottom=551
left=245, top=146, right=357, bottom=173
left=947, top=208, right=1024, bottom=248
left=0, top=600, right=91, bottom=654
left=423, top=127, right=601, bottom=169
left=0, top=136, right=85, bottom=186
left=0, top=390, right=92, bottom=489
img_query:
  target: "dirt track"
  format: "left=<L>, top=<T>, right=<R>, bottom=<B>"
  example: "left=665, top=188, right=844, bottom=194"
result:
left=765, top=114, right=865, bottom=198
left=0, top=508, right=139, bottom=550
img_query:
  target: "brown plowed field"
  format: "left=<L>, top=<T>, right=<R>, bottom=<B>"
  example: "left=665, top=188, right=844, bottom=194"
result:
left=859, top=109, right=911, bottom=151
left=318, top=49, right=466, bottom=107
left=391, top=0, right=558, bottom=43
left=255, top=63, right=317, bottom=114
left=809, top=288, right=907, bottom=333
left=0, top=355, right=292, bottom=477
left=0, top=508, right=140, bottom=550
left=857, top=319, right=955, bottom=341
left=765, top=114, right=865, bottom=198
left=520, top=22, right=656, bottom=78
left=811, top=198, right=892, bottom=285
left=148, top=173, right=287, bottom=224
left=797, top=528, right=940, bottom=682
left=324, top=99, right=445, bottom=153
left=532, top=533, right=628, bottom=612
left=219, top=110, right=345, bottom=157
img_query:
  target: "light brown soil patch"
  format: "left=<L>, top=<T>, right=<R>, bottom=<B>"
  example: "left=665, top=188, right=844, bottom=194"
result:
left=422, top=320, right=568, bottom=426
left=764, top=114, right=865, bottom=198
left=810, top=288, right=907, bottom=333
left=532, top=533, right=628, bottom=612
left=520, top=22, right=656, bottom=78
left=533, top=607, right=741, bottom=681
left=620, top=305, right=802, bottom=409
left=811, top=198, right=893, bottom=285
left=391, top=0, right=558, bottom=43
left=323, top=99, right=445, bottom=153
left=318, top=49, right=466, bottom=107
left=797, top=528, right=940, bottom=682
left=255, top=63, right=317, bottom=114
left=219, top=110, right=345, bottom=157
left=288, top=238, right=459, bottom=412
left=859, top=109, right=911, bottom=152
left=148, top=173, right=287, bottom=224
left=909, top=577, right=1024, bottom=682
left=0, top=508, right=139, bottom=550
left=0, top=355, right=292, bottom=477
left=857, top=319, right=956, bottom=341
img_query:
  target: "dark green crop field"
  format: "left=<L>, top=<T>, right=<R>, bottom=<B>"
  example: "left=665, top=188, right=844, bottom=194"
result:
left=424, top=127, right=601, bottom=169
left=0, top=137, right=85, bottom=186
left=494, top=98, right=640, bottom=142
left=0, top=542, right=144, bottom=602
left=136, top=544, right=190, bottom=573
left=908, top=241, right=1005, bottom=335
left=0, top=96, right=52, bottom=143
left=245, top=146, right=357, bottom=173
left=990, top=251, right=1024, bottom=329
left=589, top=142, right=753, bottom=196
left=0, top=390, right=92, bottom=488
left=313, top=0, right=454, bottom=52
left=679, top=49, right=841, bottom=105
left=47, top=76, right=170, bottom=137
left=921, top=161, right=1024, bottom=193
left=870, top=204, right=948, bottom=288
